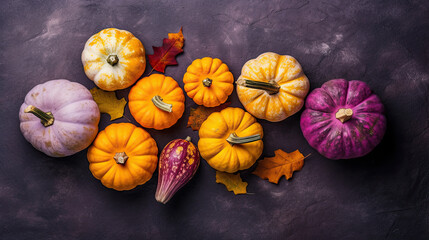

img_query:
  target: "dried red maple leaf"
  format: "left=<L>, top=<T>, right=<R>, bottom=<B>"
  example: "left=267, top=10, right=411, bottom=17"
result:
left=187, top=102, right=231, bottom=131
left=148, top=27, right=184, bottom=73
left=253, top=149, right=308, bottom=184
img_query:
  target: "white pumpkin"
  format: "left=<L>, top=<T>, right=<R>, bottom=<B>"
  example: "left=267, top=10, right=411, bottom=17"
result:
left=81, top=28, right=146, bottom=91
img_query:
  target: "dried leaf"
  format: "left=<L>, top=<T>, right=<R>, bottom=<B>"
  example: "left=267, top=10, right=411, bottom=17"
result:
left=187, top=102, right=231, bottom=131
left=253, top=149, right=306, bottom=184
left=148, top=27, right=184, bottom=73
left=90, top=87, right=127, bottom=120
left=216, top=171, right=248, bottom=195
left=168, top=28, right=184, bottom=49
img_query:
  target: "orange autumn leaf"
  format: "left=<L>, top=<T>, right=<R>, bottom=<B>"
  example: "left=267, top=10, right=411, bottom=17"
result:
left=148, top=27, right=184, bottom=73
left=253, top=149, right=307, bottom=184
left=187, top=102, right=231, bottom=131
left=215, top=171, right=248, bottom=195
left=168, top=28, right=184, bottom=49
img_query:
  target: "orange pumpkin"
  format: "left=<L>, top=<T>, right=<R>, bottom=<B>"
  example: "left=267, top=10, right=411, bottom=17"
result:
left=183, top=57, right=234, bottom=107
left=128, top=74, right=185, bottom=130
left=87, top=123, right=158, bottom=191
left=236, top=52, right=310, bottom=122
left=198, top=107, right=264, bottom=173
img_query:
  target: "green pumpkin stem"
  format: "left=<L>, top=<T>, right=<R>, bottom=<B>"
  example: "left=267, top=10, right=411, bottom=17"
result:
left=152, top=95, right=173, bottom=113
left=202, top=78, right=212, bottom=87
left=24, top=105, right=55, bottom=127
left=236, top=78, right=280, bottom=95
left=114, top=152, right=128, bottom=165
left=336, top=108, right=353, bottom=123
left=226, top=132, right=261, bottom=145
left=107, top=54, right=119, bottom=66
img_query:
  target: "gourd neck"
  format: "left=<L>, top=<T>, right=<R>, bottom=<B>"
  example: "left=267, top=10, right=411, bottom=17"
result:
left=107, top=54, right=119, bottom=66
left=236, top=78, right=280, bottom=95
left=202, top=78, right=212, bottom=87
left=336, top=108, right=353, bottom=123
left=226, top=132, right=261, bottom=145
left=114, top=152, right=128, bottom=165
left=24, top=105, right=55, bottom=127
left=152, top=95, right=173, bottom=113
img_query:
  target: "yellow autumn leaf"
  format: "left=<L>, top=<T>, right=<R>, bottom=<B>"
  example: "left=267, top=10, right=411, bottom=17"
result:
left=90, top=87, right=127, bottom=120
left=252, top=149, right=307, bottom=184
left=215, top=171, right=248, bottom=195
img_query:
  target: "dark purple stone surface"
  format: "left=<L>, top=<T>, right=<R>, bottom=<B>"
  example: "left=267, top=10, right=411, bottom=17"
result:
left=1, top=0, right=428, bottom=239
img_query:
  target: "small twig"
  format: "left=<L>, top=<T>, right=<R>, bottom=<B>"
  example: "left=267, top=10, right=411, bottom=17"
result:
left=146, top=67, right=155, bottom=76
left=123, top=115, right=132, bottom=123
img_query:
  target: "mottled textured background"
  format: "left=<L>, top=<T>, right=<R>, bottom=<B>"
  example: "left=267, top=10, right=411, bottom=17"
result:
left=1, top=0, right=428, bottom=239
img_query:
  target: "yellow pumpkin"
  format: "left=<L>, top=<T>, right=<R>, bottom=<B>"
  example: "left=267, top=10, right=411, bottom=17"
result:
left=87, top=123, right=158, bottom=191
left=236, top=52, right=310, bottom=122
left=128, top=74, right=185, bottom=130
left=198, top=107, right=263, bottom=173
left=81, top=28, right=146, bottom=91
left=183, top=57, right=234, bottom=107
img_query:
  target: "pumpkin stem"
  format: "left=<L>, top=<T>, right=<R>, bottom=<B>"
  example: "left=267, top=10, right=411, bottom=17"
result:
left=202, top=78, right=212, bottom=87
left=336, top=108, right=353, bottom=123
left=152, top=95, right=173, bottom=113
left=24, top=105, right=55, bottom=127
left=185, top=136, right=192, bottom=142
left=107, top=54, right=119, bottom=66
left=114, top=152, right=128, bottom=165
left=236, top=78, right=280, bottom=95
left=226, top=132, right=261, bottom=145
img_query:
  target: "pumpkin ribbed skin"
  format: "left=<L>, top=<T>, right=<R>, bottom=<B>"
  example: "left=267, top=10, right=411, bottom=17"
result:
left=236, top=52, right=310, bottom=122
left=183, top=57, right=234, bottom=107
left=198, top=107, right=264, bottom=173
left=82, top=28, right=146, bottom=91
left=19, top=79, right=100, bottom=157
left=300, top=79, right=386, bottom=159
left=87, top=123, right=158, bottom=191
left=128, top=74, right=185, bottom=130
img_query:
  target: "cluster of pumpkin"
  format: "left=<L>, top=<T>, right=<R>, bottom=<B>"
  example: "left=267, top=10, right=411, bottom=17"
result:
left=19, top=28, right=387, bottom=203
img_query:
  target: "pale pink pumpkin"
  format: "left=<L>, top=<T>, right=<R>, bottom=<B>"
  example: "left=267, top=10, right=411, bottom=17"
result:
left=19, top=79, right=100, bottom=157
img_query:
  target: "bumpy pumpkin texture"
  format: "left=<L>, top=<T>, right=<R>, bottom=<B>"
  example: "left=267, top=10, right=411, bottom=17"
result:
left=82, top=28, right=146, bottom=91
left=236, top=52, right=310, bottom=122
left=183, top=57, right=234, bottom=107
left=155, top=136, right=200, bottom=204
left=128, top=74, right=185, bottom=130
left=19, top=79, right=100, bottom=157
left=87, top=123, right=158, bottom=191
left=300, top=79, right=386, bottom=159
left=198, top=107, right=264, bottom=173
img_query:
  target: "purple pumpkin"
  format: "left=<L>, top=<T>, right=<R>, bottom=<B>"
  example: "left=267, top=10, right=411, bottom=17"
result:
left=300, top=79, right=386, bottom=159
left=155, top=136, right=200, bottom=204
